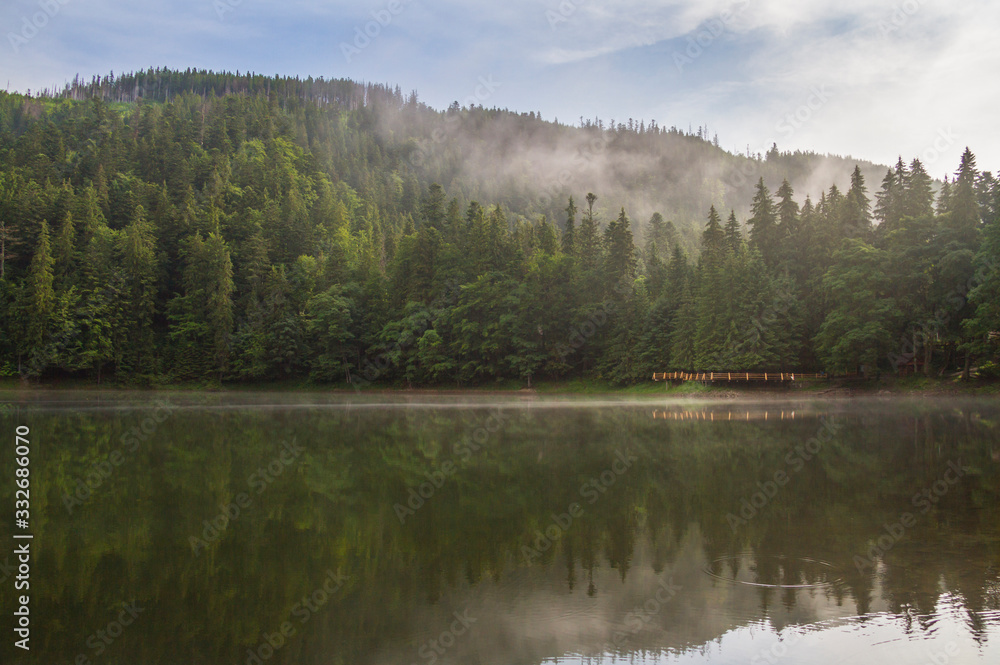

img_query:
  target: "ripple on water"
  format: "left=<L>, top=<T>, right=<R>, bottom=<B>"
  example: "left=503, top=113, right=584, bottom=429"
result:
left=704, top=553, right=847, bottom=589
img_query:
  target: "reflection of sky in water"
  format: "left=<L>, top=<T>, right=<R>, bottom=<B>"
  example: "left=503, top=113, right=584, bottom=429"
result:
left=374, top=529, right=1000, bottom=665
left=560, top=610, right=1000, bottom=664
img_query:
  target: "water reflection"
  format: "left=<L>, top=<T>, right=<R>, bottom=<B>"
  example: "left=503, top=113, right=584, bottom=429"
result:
left=651, top=408, right=799, bottom=421
left=0, top=393, right=997, bottom=664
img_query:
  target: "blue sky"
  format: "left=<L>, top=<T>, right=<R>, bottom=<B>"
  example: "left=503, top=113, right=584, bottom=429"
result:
left=3, top=0, right=998, bottom=176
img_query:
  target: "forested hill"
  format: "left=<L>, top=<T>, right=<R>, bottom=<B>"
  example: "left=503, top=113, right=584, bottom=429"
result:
left=16, top=68, right=888, bottom=251
left=0, top=68, right=998, bottom=386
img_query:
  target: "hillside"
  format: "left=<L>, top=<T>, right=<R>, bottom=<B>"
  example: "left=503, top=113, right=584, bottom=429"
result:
left=17, top=69, right=888, bottom=251
left=0, top=68, right=998, bottom=385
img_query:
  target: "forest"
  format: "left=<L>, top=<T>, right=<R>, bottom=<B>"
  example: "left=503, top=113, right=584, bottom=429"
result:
left=0, top=68, right=998, bottom=386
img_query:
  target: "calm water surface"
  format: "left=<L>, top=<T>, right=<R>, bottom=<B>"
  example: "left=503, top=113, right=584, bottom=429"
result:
left=0, top=392, right=998, bottom=664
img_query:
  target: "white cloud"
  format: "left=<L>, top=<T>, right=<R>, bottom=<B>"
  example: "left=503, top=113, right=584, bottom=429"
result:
left=0, top=0, right=996, bottom=172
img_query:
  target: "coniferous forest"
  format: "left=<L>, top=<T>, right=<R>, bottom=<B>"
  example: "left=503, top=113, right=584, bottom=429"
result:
left=1, top=69, right=998, bottom=386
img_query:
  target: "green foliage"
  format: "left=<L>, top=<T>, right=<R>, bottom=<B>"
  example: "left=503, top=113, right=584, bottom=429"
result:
left=0, top=71, right=996, bottom=385
left=814, top=240, right=902, bottom=374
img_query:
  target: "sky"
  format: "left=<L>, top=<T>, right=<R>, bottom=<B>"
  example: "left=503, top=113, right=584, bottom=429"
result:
left=2, top=0, right=998, bottom=177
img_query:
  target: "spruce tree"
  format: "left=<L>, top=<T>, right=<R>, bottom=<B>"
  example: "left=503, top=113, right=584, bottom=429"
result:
left=119, top=205, right=158, bottom=373
left=724, top=210, right=742, bottom=251
left=562, top=197, right=577, bottom=255
left=902, top=158, right=934, bottom=220
left=747, top=178, right=778, bottom=264
left=24, top=220, right=55, bottom=364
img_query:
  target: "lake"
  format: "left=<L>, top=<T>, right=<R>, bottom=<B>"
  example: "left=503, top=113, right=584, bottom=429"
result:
left=1, top=392, right=998, bottom=664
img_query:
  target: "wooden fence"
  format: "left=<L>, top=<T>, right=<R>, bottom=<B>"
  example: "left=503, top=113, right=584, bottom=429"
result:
left=652, top=371, right=828, bottom=383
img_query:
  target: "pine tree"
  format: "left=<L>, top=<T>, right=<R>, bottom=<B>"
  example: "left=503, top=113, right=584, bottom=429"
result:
left=702, top=205, right=726, bottom=257
left=24, top=220, right=56, bottom=364
left=963, top=176, right=1000, bottom=362
left=52, top=211, right=77, bottom=288
left=204, top=232, right=235, bottom=379
left=604, top=208, right=637, bottom=288
left=937, top=176, right=952, bottom=214
left=421, top=183, right=447, bottom=230
left=646, top=212, right=668, bottom=257
left=119, top=205, right=158, bottom=374
left=693, top=206, right=729, bottom=369
left=562, top=197, right=577, bottom=255
left=578, top=193, right=601, bottom=271
left=664, top=245, right=689, bottom=311
left=844, top=166, right=871, bottom=238
left=874, top=167, right=901, bottom=230
left=776, top=180, right=799, bottom=231
left=669, top=284, right=697, bottom=370
left=946, top=147, right=981, bottom=248
left=747, top=178, right=778, bottom=264
left=169, top=232, right=234, bottom=380
left=902, top=158, right=934, bottom=220
left=724, top=210, right=742, bottom=251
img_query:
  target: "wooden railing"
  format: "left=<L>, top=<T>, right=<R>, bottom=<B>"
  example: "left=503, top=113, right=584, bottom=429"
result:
left=652, top=371, right=828, bottom=382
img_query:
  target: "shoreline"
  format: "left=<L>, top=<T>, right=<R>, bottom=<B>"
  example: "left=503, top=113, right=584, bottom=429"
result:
left=0, top=376, right=997, bottom=398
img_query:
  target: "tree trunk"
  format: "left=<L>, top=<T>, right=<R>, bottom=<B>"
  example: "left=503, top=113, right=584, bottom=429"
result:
left=923, top=338, right=933, bottom=376
left=962, top=349, right=971, bottom=381
left=939, top=346, right=952, bottom=377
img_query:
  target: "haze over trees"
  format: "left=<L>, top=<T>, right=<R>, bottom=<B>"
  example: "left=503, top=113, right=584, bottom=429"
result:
left=0, top=69, right=998, bottom=385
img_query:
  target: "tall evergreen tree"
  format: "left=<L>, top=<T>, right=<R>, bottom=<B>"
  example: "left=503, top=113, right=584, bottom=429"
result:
left=902, top=158, right=934, bottom=220
left=844, top=166, right=872, bottom=238
left=702, top=205, right=726, bottom=257
left=24, top=220, right=56, bottom=367
left=578, top=192, right=601, bottom=271
left=747, top=178, right=778, bottom=264
left=119, top=205, right=158, bottom=374
left=604, top=208, right=637, bottom=287
left=562, top=196, right=577, bottom=255
left=724, top=210, right=742, bottom=251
